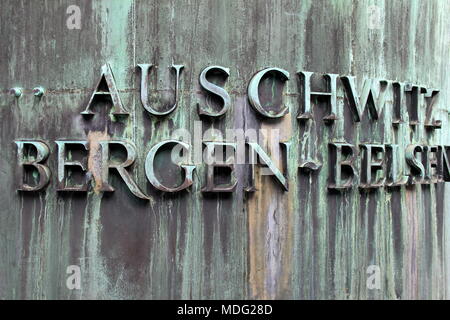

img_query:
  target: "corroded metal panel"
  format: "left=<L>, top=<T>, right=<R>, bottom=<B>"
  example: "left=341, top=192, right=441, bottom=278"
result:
left=0, top=0, right=449, bottom=300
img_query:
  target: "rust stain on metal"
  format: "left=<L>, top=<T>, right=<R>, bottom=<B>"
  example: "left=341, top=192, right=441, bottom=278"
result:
left=0, top=0, right=449, bottom=300
left=87, top=130, right=110, bottom=194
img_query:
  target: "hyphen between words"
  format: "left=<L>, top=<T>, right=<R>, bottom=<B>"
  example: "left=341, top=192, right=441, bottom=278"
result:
left=15, top=63, right=449, bottom=199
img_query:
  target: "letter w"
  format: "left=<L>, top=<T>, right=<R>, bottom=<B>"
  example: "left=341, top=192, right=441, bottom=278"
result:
left=341, top=76, right=389, bottom=122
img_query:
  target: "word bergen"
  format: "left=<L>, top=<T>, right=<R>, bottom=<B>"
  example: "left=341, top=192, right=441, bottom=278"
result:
left=14, top=63, right=448, bottom=199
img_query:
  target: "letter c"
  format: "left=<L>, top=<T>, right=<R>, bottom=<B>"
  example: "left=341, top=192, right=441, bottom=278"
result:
left=248, top=67, right=290, bottom=118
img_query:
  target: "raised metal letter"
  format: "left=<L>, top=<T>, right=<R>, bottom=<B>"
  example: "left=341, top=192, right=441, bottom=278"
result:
left=145, top=140, right=195, bottom=192
left=328, top=143, right=358, bottom=190
left=56, top=140, right=89, bottom=191
left=248, top=67, right=290, bottom=118
left=404, top=83, right=421, bottom=126
left=423, top=145, right=439, bottom=183
left=297, top=71, right=339, bottom=123
left=246, top=142, right=289, bottom=191
left=405, top=144, right=425, bottom=184
left=438, top=146, right=450, bottom=181
left=386, top=144, right=408, bottom=186
left=392, top=82, right=406, bottom=126
left=137, top=63, right=184, bottom=116
left=422, top=88, right=441, bottom=129
left=341, top=77, right=389, bottom=122
left=98, top=140, right=149, bottom=200
left=202, top=142, right=237, bottom=192
left=198, top=66, right=231, bottom=117
left=15, top=140, right=51, bottom=191
left=359, top=144, right=385, bottom=189
left=81, top=63, right=129, bottom=116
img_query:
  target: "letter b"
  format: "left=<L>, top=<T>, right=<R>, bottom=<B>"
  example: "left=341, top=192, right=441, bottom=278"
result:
left=15, top=140, right=51, bottom=191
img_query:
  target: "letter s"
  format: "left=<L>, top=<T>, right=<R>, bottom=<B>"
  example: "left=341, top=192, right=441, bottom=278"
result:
left=198, top=66, right=231, bottom=117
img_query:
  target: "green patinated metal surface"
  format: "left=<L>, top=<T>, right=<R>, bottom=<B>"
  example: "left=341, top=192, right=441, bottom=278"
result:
left=1, top=0, right=450, bottom=299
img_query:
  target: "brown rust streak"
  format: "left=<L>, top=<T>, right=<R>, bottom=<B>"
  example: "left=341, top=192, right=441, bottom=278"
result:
left=247, top=113, right=293, bottom=299
left=87, top=130, right=110, bottom=194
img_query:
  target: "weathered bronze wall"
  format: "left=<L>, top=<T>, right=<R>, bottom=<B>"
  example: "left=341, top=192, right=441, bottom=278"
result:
left=1, top=0, right=450, bottom=299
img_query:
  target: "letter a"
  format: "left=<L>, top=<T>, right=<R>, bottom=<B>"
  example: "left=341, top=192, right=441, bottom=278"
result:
left=81, top=63, right=129, bottom=116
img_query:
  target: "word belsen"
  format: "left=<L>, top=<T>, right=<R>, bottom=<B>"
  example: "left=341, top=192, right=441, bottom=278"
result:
left=14, top=63, right=449, bottom=200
